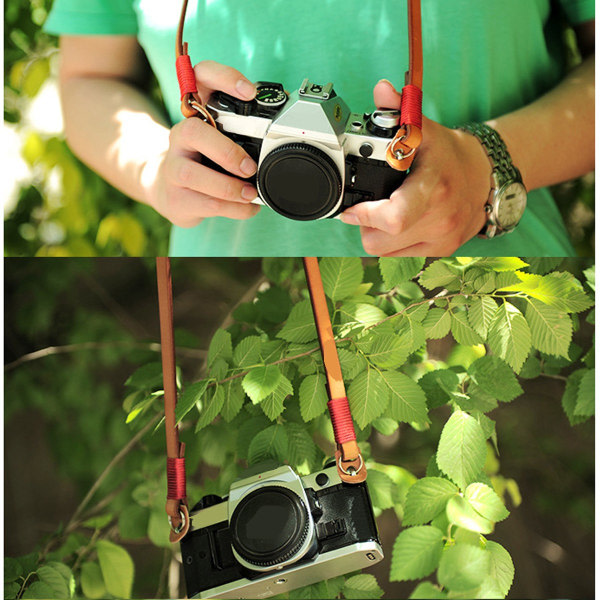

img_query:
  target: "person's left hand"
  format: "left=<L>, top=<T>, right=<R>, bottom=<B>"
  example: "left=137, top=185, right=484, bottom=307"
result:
left=340, top=80, right=492, bottom=256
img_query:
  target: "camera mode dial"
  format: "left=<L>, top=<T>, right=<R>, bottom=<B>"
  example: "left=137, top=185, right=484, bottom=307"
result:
left=367, top=110, right=400, bottom=138
left=230, top=486, right=311, bottom=568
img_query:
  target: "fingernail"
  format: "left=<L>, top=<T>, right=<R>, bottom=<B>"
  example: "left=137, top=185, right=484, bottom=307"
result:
left=377, top=78, right=397, bottom=92
left=240, top=157, right=257, bottom=176
left=241, top=185, right=258, bottom=201
left=340, top=212, right=360, bottom=226
left=236, top=79, right=256, bottom=99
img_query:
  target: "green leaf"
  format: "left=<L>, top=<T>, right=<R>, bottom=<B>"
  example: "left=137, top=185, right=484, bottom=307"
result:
left=343, top=574, right=384, bottom=599
left=176, top=380, right=210, bottom=423
left=403, top=477, right=459, bottom=526
left=525, top=272, right=593, bottom=313
left=419, top=370, right=459, bottom=409
left=419, top=261, right=460, bottom=290
left=478, top=541, right=514, bottom=598
left=299, top=373, right=329, bottom=421
left=395, top=313, right=427, bottom=354
left=278, top=300, right=318, bottom=343
left=347, top=368, right=390, bottom=429
left=80, top=562, right=107, bottom=600
left=21, top=582, right=55, bottom=599
left=381, top=371, right=429, bottom=425
left=519, top=355, right=542, bottom=379
left=339, top=302, right=387, bottom=330
left=437, top=544, right=490, bottom=592
left=409, top=582, right=447, bottom=599
left=475, top=257, right=528, bottom=271
left=465, top=483, right=510, bottom=523
left=390, top=526, right=444, bottom=581
left=247, top=425, right=288, bottom=465
left=36, top=566, right=69, bottom=599
left=195, top=386, right=225, bottom=431
left=363, top=333, right=410, bottom=368
left=367, top=469, right=398, bottom=511
left=260, top=375, right=293, bottom=420
left=286, top=422, right=319, bottom=475
left=118, top=504, right=149, bottom=540
left=525, top=299, right=572, bottom=358
left=451, top=311, right=484, bottom=346
left=233, top=335, right=262, bottom=367
left=562, top=370, right=589, bottom=425
left=379, top=258, right=425, bottom=288
left=468, top=296, right=498, bottom=339
left=96, top=540, right=134, bottom=599
left=437, top=411, right=487, bottom=490
left=320, top=257, right=364, bottom=301
left=221, top=379, right=246, bottom=422
left=423, top=308, right=451, bottom=339
left=207, top=329, right=232, bottom=367
left=446, top=495, right=494, bottom=534
left=338, top=348, right=367, bottom=380
left=487, top=303, right=531, bottom=372
left=124, top=362, right=164, bottom=390
left=574, top=368, right=595, bottom=416
left=525, top=257, right=564, bottom=275
left=147, top=509, right=171, bottom=548
left=467, top=356, right=523, bottom=403
left=82, top=514, right=113, bottom=529
left=4, top=558, right=22, bottom=582
left=4, top=582, right=20, bottom=599
left=242, top=365, right=282, bottom=404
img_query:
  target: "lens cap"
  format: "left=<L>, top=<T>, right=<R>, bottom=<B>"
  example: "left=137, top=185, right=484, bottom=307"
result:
left=257, top=143, right=342, bottom=221
left=230, top=486, right=310, bottom=567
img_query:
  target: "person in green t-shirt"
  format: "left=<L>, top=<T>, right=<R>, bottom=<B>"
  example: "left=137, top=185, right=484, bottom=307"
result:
left=45, top=1, right=594, bottom=257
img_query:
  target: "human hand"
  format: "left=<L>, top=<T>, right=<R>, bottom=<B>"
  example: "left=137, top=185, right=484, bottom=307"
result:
left=340, top=80, right=491, bottom=256
left=144, top=61, right=261, bottom=228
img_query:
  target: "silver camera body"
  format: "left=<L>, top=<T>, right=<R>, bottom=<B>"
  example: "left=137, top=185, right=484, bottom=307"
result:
left=181, top=464, right=383, bottom=599
left=207, top=79, right=407, bottom=221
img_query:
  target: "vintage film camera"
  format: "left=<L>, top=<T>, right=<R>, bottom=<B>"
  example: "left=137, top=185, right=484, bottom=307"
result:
left=206, top=79, right=408, bottom=221
left=181, top=463, right=383, bottom=599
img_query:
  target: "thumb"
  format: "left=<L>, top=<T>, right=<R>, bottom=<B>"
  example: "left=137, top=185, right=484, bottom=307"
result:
left=373, top=79, right=402, bottom=110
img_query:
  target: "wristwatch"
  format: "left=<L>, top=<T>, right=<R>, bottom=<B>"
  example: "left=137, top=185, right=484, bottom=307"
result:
left=459, top=122, right=528, bottom=239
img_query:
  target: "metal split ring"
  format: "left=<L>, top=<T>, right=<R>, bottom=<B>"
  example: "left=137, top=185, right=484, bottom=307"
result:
left=338, top=454, right=364, bottom=476
left=168, top=509, right=187, bottom=534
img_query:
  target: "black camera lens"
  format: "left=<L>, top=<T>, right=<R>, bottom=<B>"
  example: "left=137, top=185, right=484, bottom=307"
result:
left=230, top=486, right=310, bottom=568
left=257, top=143, right=342, bottom=221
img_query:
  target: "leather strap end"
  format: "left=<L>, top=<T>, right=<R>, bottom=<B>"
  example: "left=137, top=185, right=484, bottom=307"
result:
left=167, top=502, right=190, bottom=543
left=386, top=125, right=422, bottom=171
left=335, top=448, right=367, bottom=484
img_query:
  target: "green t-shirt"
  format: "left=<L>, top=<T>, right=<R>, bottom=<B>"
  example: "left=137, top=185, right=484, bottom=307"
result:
left=45, top=0, right=594, bottom=257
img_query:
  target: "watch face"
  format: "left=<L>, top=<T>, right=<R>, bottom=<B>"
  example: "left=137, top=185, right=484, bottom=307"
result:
left=495, top=182, right=527, bottom=229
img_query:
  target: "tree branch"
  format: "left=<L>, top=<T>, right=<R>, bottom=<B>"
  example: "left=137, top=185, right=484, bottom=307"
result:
left=5, top=342, right=206, bottom=372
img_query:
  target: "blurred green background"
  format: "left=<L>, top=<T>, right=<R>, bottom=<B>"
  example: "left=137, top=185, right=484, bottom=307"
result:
left=4, top=258, right=595, bottom=599
left=3, top=2, right=595, bottom=257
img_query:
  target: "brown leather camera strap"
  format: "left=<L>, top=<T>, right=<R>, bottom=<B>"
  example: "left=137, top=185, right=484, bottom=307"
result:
left=156, top=258, right=189, bottom=542
left=386, top=0, right=424, bottom=171
left=175, top=0, right=423, bottom=169
left=303, top=258, right=366, bottom=484
left=176, top=0, right=216, bottom=124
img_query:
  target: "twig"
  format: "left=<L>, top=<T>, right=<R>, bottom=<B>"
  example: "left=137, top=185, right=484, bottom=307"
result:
left=5, top=342, right=206, bottom=372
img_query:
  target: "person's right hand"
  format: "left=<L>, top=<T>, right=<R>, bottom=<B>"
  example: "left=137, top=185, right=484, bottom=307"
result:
left=144, top=61, right=261, bottom=228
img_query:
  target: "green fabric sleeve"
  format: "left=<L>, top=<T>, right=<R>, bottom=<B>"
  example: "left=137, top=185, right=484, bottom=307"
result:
left=44, top=0, right=138, bottom=35
left=558, top=0, right=595, bottom=24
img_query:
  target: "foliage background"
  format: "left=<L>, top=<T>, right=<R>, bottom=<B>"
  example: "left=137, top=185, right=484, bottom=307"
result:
left=3, top=2, right=596, bottom=257
left=4, top=257, right=595, bottom=599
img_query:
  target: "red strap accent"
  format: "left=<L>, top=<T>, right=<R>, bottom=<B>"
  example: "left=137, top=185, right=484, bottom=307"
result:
left=167, top=457, right=187, bottom=500
left=176, top=55, right=197, bottom=100
left=400, top=84, right=423, bottom=130
left=328, top=397, right=356, bottom=444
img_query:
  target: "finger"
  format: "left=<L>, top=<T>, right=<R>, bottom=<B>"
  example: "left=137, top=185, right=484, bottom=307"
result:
left=360, top=225, right=422, bottom=256
left=171, top=118, right=258, bottom=178
left=340, top=177, right=429, bottom=235
left=194, top=60, right=256, bottom=100
left=381, top=243, right=429, bottom=257
left=167, top=188, right=261, bottom=228
left=166, top=156, right=258, bottom=203
left=373, top=79, right=402, bottom=110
